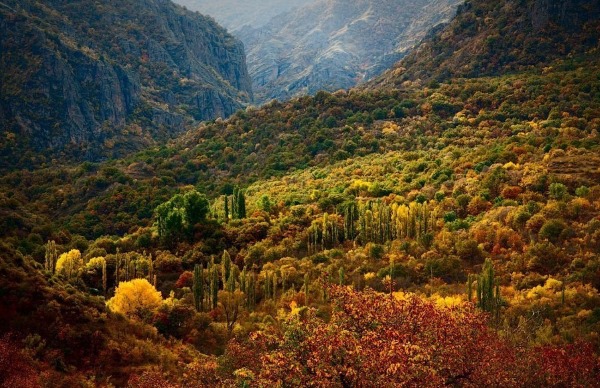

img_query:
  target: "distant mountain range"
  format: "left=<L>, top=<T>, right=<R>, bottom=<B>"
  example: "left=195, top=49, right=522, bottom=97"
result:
left=235, top=0, right=462, bottom=103
left=0, top=0, right=252, bottom=166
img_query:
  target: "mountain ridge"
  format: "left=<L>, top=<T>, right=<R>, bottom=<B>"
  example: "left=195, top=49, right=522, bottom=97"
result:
left=237, top=0, right=461, bottom=104
left=0, top=0, right=252, bottom=167
left=370, top=0, right=600, bottom=88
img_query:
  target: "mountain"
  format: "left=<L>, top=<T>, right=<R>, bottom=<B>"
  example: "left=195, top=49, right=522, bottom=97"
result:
left=0, top=0, right=252, bottom=167
left=236, top=0, right=461, bottom=104
left=173, top=0, right=314, bottom=31
left=372, top=0, right=600, bottom=87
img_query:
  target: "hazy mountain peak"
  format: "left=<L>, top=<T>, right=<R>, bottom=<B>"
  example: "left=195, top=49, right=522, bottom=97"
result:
left=237, top=0, right=462, bottom=103
left=173, top=0, right=316, bottom=31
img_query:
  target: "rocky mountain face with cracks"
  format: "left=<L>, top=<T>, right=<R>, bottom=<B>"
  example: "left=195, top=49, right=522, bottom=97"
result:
left=235, top=0, right=461, bottom=104
left=0, top=0, right=252, bottom=166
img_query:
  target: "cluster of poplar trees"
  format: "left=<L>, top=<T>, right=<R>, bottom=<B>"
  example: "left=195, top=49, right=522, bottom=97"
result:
left=44, top=241, right=155, bottom=297
left=113, top=248, right=155, bottom=289
left=307, top=200, right=438, bottom=254
left=191, top=251, right=315, bottom=312
left=223, top=187, right=246, bottom=221
left=191, top=251, right=256, bottom=312
left=467, top=259, right=502, bottom=323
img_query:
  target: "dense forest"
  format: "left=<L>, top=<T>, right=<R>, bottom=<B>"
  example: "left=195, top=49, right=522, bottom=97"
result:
left=1, top=0, right=600, bottom=386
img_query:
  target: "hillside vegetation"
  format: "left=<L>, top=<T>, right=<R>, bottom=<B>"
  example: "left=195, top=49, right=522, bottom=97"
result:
left=372, top=0, right=600, bottom=87
left=1, top=0, right=600, bottom=385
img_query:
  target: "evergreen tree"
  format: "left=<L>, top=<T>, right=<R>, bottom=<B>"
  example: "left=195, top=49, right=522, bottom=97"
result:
left=238, top=189, right=246, bottom=219
left=115, top=248, right=121, bottom=285
left=222, top=250, right=232, bottom=286
left=476, top=259, right=501, bottom=322
left=211, top=265, right=219, bottom=309
left=193, top=264, right=204, bottom=312
left=467, top=274, right=474, bottom=302
left=227, top=270, right=236, bottom=293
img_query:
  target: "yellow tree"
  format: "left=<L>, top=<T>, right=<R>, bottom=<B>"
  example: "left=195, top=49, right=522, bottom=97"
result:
left=107, top=279, right=163, bottom=321
left=218, top=289, right=245, bottom=337
left=55, top=249, right=83, bottom=279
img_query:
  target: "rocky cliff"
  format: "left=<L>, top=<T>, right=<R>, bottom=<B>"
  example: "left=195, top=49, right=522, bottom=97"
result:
left=0, top=0, right=252, bottom=166
left=236, top=0, right=461, bottom=104
left=371, top=0, right=600, bottom=88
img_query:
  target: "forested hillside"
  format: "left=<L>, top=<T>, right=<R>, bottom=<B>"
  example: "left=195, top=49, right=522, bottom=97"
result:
left=1, top=0, right=600, bottom=386
left=0, top=0, right=252, bottom=167
left=372, top=0, right=600, bottom=87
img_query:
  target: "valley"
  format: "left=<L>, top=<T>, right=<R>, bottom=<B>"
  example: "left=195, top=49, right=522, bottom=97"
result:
left=1, top=0, right=599, bottom=386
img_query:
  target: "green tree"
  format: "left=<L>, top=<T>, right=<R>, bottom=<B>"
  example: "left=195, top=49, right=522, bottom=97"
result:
left=237, top=189, right=246, bottom=219
left=155, top=190, right=209, bottom=241
left=539, top=219, right=567, bottom=243
left=476, top=259, right=501, bottom=323
left=222, top=250, right=232, bottom=287
left=183, top=190, right=210, bottom=227
left=193, top=264, right=204, bottom=312
left=257, top=194, right=272, bottom=213
left=549, top=183, right=568, bottom=200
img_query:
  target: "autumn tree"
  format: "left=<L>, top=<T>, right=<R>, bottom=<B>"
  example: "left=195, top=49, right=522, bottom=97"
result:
left=107, top=278, right=163, bottom=321
left=55, top=249, right=83, bottom=279
left=44, top=240, right=58, bottom=274
left=219, top=289, right=245, bottom=337
left=242, top=286, right=523, bottom=387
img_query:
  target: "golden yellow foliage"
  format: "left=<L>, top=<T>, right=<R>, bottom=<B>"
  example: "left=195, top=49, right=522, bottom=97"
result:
left=55, top=249, right=83, bottom=278
left=107, top=278, right=162, bottom=321
left=392, top=291, right=409, bottom=301
left=85, top=257, right=105, bottom=270
left=382, top=121, right=400, bottom=135
left=431, top=294, right=464, bottom=309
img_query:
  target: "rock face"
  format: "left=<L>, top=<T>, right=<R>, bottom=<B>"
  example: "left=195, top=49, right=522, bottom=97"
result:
left=173, top=0, right=314, bottom=32
left=371, top=0, right=600, bottom=88
left=0, top=0, right=252, bottom=165
left=234, top=0, right=461, bottom=104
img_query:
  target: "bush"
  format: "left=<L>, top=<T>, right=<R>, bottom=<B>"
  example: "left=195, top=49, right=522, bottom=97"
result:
left=539, top=219, right=567, bottom=243
left=549, top=183, right=568, bottom=200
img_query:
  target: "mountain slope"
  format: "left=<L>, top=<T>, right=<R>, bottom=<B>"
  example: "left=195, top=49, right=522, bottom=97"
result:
left=371, top=0, right=600, bottom=87
left=0, top=0, right=252, bottom=167
left=173, top=0, right=314, bottom=31
left=237, top=0, right=461, bottom=104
